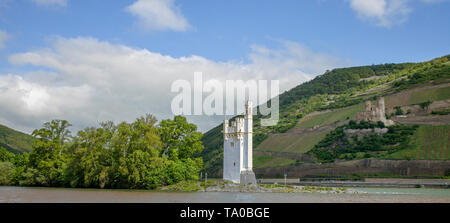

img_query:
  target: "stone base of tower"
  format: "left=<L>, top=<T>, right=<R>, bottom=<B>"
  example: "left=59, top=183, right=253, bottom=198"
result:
left=240, top=170, right=257, bottom=186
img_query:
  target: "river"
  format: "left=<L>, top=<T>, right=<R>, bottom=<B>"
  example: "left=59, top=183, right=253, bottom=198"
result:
left=1, top=186, right=449, bottom=203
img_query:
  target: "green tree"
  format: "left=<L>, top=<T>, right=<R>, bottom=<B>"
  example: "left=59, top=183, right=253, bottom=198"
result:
left=419, top=101, right=432, bottom=111
left=10, top=152, right=31, bottom=185
left=159, top=116, right=204, bottom=161
left=110, top=114, right=162, bottom=188
left=0, top=147, right=15, bottom=162
left=27, top=120, right=72, bottom=186
left=65, top=126, right=114, bottom=188
left=0, top=161, right=14, bottom=185
left=395, top=106, right=404, bottom=115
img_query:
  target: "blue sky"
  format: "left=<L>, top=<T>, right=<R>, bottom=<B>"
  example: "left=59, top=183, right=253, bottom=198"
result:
left=0, top=0, right=449, bottom=133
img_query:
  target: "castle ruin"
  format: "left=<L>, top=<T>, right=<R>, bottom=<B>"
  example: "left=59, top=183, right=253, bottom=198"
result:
left=356, top=97, right=394, bottom=126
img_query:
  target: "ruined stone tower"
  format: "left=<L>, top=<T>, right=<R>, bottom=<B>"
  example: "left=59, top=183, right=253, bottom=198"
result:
left=356, top=97, right=394, bottom=126
left=223, top=101, right=257, bottom=185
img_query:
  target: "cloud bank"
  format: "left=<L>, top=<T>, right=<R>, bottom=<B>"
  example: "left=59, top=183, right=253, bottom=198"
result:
left=2, top=37, right=346, bottom=133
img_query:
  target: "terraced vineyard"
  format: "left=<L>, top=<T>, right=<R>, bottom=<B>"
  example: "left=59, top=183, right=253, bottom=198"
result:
left=256, top=129, right=330, bottom=154
left=385, top=83, right=450, bottom=108
left=409, top=86, right=450, bottom=105
left=253, top=156, right=297, bottom=169
left=295, top=103, right=364, bottom=129
left=387, top=125, right=449, bottom=160
left=255, top=103, right=366, bottom=155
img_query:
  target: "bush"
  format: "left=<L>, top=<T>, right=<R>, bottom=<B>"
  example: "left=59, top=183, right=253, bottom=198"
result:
left=0, top=162, right=15, bottom=185
left=0, top=148, right=15, bottom=162
left=431, top=109, right=450, bottom=115
left=445, top=169, right=450, bottom=177
left=395, top=106, right=404, bottom=115
left=418, top=101, right=432, bottom=110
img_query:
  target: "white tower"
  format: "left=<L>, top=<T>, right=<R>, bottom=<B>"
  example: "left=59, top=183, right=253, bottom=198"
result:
left=223, top=101, right=257, bottom=185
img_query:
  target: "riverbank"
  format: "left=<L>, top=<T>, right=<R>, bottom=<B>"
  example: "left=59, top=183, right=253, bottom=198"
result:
left=1, top=186, right=450, bottom=203
left=258, top=178, right=450, bottom=189
left=159, top=180, right=356, bottom=194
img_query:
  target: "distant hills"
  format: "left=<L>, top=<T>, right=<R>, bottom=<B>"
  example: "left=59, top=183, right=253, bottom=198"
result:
left=201, top=55, right=450, bottom=177
left=0, top=124, right=33, bottom=154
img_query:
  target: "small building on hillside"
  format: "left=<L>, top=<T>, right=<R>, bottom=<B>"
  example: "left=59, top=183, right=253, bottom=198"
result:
left=356, top=97, right=394, bottom=126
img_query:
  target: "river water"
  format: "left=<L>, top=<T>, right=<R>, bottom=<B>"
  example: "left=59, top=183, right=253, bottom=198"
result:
left=1, top=186, right=449, bottom=203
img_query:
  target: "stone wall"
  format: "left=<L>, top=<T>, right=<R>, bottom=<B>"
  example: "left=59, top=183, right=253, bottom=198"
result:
left=254, top=151, right=316, bottom=163
left=356, top=97, right=394, bottom=126
left=255, top=159, right=450, bottom=178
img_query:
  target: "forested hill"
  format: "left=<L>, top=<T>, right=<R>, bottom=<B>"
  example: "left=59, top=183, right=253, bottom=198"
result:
left=200, top=55, right=450, bottom=177
left=0, top=124, right=33, bottom=154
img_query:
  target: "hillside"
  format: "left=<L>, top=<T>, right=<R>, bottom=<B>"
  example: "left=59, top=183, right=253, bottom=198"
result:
left=386, top=125, right=449, bottom=160
left=0, top=124, right=33, bottom=154
left=200, top=55, right=450, bottom=177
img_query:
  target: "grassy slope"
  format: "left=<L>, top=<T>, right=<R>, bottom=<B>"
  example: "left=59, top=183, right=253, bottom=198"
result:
left=256, top=103, right=365, bottom=156
left=0, top=124, right=33, bottom=154
left=253, top=156, right=297, bottom=169
left=409, top=86, right=450, bottom=105
left=385, top=85, right=450, bottom=108
left=387, top=125, right=449, bottom=160
left=295, top=103, right=364, bottom=129
left=256, top=129, right=331, bottom=154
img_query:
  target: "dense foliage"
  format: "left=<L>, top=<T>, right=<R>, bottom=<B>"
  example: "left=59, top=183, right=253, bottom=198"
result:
left=393, top=55, right=450, bottom=90
left=309, top=121, right=418, bottom=163
left=280, top=63, right=414, bottom=106
left=0, top=115, right=204, bottom=189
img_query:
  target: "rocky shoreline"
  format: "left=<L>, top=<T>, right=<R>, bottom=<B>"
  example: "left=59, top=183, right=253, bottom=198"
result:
left=201, top=182, right=363, bottom=194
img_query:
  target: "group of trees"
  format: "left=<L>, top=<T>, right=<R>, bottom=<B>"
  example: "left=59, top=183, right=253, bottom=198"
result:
left=280, top=63, right=414, bottom=107
left=393, top=55, right=450, bottom=90
left=0, top=115, right=204, bottom=189
left=309, top=121, right=418, bottom=163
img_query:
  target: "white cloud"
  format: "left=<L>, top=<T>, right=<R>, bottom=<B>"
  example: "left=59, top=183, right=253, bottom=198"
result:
left=3, top=37, right=346, bottom=133
left=126, top=0, right=190, bottom=31
left=31, top=0, right=67, bottom=7
left=349, top=0, right=412, bottom=27
left=0, top=30, right=10, bottom=49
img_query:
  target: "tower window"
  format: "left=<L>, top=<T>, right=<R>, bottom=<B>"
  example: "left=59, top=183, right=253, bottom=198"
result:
left=230, top=142, right=234, bottom=147
left=233, top=162, right=236, bottom=167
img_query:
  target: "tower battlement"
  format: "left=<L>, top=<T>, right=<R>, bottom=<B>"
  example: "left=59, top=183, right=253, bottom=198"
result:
left=223, top=117, right=245, bottom=136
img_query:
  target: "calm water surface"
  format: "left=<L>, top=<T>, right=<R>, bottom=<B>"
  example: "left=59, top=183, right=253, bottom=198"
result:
left=1, top=186, right=449, bottom=203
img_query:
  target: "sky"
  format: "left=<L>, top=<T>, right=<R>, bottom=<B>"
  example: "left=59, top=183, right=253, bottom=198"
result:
left=0, top=0, right=449, bottom=133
